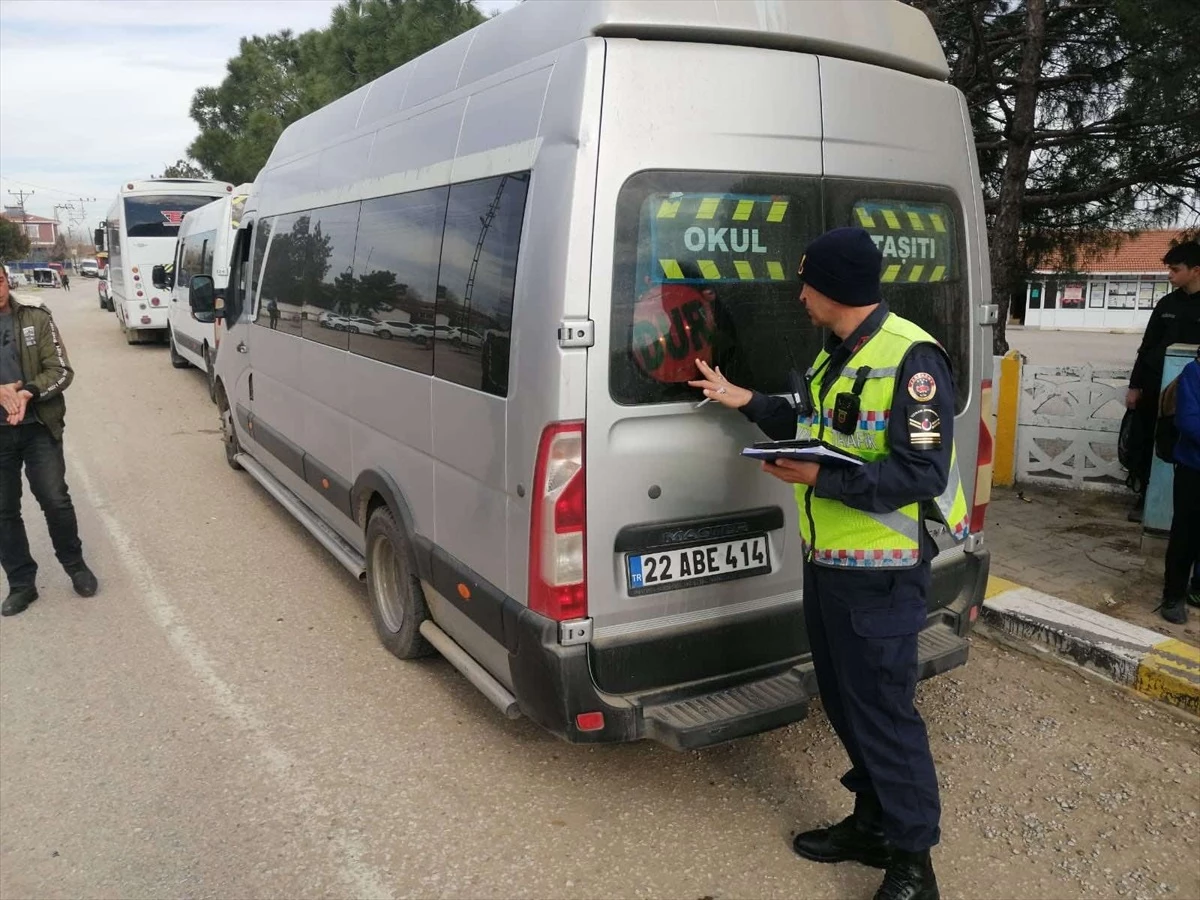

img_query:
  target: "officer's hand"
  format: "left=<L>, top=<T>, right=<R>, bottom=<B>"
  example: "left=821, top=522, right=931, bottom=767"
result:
left=761, top=458, right=820, bottom=486
left=1125, top=388, right=1142, bottom=409
left=6, top=389, right=31, bottom=426
left=688, top=360, right=752, bottom=409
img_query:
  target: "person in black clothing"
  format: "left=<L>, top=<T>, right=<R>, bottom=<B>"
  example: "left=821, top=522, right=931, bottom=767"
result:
left=1125, top=241, right=1200, bottom=521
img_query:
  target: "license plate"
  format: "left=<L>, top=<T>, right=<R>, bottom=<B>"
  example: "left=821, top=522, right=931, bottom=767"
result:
left=627, top=536, right=770, bottom=595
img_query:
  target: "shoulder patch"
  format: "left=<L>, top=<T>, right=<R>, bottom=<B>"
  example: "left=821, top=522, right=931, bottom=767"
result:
left=907, top=371, right=937, bottom=401
left=907, top=404, right=942, bottom=449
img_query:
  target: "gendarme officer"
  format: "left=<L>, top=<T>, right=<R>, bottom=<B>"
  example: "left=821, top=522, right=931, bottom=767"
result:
left=690, top=227, right=967, bottom=900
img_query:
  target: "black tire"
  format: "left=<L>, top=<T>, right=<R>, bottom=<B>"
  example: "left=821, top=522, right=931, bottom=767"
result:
left=99, top=294, right=106, bottom=310
left=106, top=297, right=114, bottom=312
left=348, top=326, right=360, bottom=334
left=218, top=392, right=243, bottom=471
left=365, top=506, right=433, bottom=660
left=204, top=345, right=217, bottom=404
left=378, top=330, right=392, bottom=340
left=168, top=330, right=190, bottom=368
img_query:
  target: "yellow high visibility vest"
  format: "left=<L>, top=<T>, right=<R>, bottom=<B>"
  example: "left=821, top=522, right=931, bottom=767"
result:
left=794, top=313, right=970, bottom=568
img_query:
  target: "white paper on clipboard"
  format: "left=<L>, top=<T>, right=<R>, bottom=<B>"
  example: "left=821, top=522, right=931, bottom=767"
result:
left=740, top=440, right=864, bottom=467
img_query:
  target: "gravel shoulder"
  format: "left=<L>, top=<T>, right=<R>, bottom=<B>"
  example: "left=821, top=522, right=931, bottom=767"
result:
left=1, top=292, right=1197, bottom=900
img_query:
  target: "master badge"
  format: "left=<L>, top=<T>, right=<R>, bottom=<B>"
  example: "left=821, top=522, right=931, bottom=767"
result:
left=907, top=372, right=937, bottom=402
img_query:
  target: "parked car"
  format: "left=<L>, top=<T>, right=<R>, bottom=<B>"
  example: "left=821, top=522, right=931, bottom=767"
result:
left=78, top=259, right=100, bottom=278
left=3, top=266, right=27, bottom=288
left=453, top=327, right=485, bottom=348
left=341, top=316, right=378, bottom=334
left=374, top=320, right=414, bottom=339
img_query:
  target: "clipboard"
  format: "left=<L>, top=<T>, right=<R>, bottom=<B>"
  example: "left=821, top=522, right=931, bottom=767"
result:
left=740, top=439, right=864, bottom=468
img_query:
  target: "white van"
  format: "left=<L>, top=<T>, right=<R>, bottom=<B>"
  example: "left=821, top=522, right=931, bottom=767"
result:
left=197, top=0, right=995, bottom=748
left=156, top=185, right=251, bottom=397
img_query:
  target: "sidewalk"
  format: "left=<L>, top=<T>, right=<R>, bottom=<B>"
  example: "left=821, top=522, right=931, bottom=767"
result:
left=983, top=484, right=1199, bottom=714
left=986, top=484, right=1195, bottom=643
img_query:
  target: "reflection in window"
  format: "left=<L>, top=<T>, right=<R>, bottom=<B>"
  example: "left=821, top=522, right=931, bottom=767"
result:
left=257, top=214, right=306, bottom=337
left=434, top=173, right=530, bottom=396
left=177, top=228, right=216, bottom=289
left=346, top=187, right=449, bottom=375
left=301, top=203, right=361, bottom=351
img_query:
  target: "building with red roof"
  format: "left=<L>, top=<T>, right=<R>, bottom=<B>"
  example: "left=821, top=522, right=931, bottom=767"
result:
left=1022, top=229, right=1187, bottom=331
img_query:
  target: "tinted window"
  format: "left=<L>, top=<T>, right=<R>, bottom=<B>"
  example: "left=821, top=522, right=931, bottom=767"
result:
left=124, top=195, right=222, bottom=238
left=827, top=181, right=969, bottom=412
left=434, top=173, right=529, bottom=396
left=297, top=203, right=361, bottom=350
left=244, top=218, right=272, bottom=321
left=177, top=228, right=216, bottom=288
left=346, top=187, right=449, bottom=374
left=609, top=172, right=823, bottom=405
left=257, top=214, right=306, bottom=337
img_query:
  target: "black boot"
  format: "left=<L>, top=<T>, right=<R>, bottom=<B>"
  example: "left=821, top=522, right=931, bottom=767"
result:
left=1161, top=596, right=1188, bottom=625
left=1127, top=493, right=1145, bottom=523
left=66, top=563, right=98, bottom=598
left=874, top=849, right=939, bottom=900
left=2, top=586, right=39, bottom=616
left=793, top=795, right=891, bottom=869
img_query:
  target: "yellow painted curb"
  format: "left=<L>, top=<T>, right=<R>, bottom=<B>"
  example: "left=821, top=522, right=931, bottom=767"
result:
left=984, top=575, right=1021, bottom=600
left=993, top=351, right=1021, bottom=487
left=1135, top=638, right=1200, bottom=715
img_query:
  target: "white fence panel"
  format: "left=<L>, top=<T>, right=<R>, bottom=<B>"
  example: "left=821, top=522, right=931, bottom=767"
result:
left=1015, top=364, right=1131, bottom=491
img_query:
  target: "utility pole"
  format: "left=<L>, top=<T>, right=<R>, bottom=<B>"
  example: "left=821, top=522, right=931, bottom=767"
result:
left=7, top=189, right=35, bottom=261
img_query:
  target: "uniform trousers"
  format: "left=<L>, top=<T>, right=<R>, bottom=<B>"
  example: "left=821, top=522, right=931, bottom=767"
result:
left=803, top=559, right=941, bottom=852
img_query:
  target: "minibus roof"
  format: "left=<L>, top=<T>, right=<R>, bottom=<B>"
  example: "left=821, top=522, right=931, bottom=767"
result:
left=266, top=0, right=947, bottom=169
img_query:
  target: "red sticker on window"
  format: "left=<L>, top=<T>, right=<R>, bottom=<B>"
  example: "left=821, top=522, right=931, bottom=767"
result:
left=160, top=210, right=185, bottom=226
left=631, top=284, right=717, bottom=383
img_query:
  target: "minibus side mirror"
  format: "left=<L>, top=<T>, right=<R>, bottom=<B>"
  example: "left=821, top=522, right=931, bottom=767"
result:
left=93, top=227, right=104, bottom=251
left=190, top=275, right=218, bottom=319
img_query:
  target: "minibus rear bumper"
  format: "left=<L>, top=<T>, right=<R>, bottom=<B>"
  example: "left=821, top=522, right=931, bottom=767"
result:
left=508, top=546, right=990, bottom=748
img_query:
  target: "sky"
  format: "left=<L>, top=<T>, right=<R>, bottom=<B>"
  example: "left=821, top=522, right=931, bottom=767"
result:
left=0, top=0, right=519, bottom=240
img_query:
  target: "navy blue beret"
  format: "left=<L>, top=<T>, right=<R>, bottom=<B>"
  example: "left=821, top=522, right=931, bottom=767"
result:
left=799, top=227, right=883, bottom=307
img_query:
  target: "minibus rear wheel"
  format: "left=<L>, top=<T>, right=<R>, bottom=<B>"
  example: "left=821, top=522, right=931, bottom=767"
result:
left=365, top=506, right=433, bottom=660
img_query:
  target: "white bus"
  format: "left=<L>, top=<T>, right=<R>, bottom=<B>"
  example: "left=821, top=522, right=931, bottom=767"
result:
left=155, top=184, right=251, bottom=398
left=99, top=178, right=233, bottom=344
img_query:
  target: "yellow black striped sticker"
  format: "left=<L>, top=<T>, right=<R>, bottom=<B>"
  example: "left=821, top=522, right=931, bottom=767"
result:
left=650, top=192, right=797, bottom=285
left=852, top=200, right=956, bottom=283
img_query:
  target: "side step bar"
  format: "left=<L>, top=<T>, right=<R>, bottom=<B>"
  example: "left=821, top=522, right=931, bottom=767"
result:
left=236, top=453, right=366, bottom=581
left=643, top=624, right=970, bottom=751
left=419, top=620, right=522, bottom=720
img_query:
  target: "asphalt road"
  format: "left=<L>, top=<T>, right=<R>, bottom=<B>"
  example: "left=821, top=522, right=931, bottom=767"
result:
left=2, top=287, right=1199, bottom=900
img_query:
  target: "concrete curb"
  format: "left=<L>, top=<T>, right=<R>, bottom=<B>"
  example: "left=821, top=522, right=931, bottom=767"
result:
left=981, top=576, right=1200, bottom=715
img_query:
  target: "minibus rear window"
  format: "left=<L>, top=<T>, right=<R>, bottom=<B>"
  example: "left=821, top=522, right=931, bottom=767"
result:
left=609, top=172, right=823, bottom=406
left=826, top=181, right=970, bottom=413
left=124, top=195, right=221, bottom=238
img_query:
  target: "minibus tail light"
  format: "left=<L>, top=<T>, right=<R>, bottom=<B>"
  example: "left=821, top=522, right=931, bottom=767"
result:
left=529, top=422, right=586, bottom=621
left=970, top=379, right=994, bottom=534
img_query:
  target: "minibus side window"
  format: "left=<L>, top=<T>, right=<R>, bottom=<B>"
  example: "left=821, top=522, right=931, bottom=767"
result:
left=243, top=219, right=272, bottom=321
left=433, top=172, right=530, bottom=397
left=609, top=171, right=823, bottom=406
left=824, top=183, right=969, bottom=413
left=256, top=213, right=306, bottom=337
left=348, top=186, right=449, bottom=375
left=300, top=201, right=362, bottom=352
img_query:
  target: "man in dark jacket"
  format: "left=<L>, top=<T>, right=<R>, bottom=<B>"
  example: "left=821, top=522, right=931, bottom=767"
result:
left=0, top=269, right=98, bottom=615
left=1125, top=241, right=1200, bottom=520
